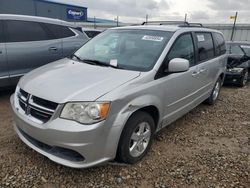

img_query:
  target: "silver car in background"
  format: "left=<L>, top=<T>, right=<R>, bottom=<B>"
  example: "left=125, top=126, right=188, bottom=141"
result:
left=11, top=22, right=227, bottom=168
left=0, top=14, right=88, bottom=88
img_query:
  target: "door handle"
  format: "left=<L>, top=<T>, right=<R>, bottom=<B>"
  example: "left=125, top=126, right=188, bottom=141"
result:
left=49, top=47, right=58, bottom=51
left=200, top=68, right=207, bottom=73
left=0, top=50, right=2, bottom=54
left=192, top=71, right=200, bottom=77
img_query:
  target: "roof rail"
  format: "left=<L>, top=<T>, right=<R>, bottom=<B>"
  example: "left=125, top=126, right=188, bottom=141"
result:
left=180, top=22, right=203, bottom=27
left=141, top=21, right=203, bottom=27
left=142, top=21, right=188, bottom=25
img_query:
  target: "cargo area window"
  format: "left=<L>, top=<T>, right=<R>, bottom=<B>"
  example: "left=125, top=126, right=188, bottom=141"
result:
left=195, top=32, right=214, bottom=62
left=5, top=20, right=50, bottom=42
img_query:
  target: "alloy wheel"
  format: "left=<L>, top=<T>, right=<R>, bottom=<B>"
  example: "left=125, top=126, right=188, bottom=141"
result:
left=242, top=71, right=249, bottom=86
left=212, top=81, right=220, bottom=101
left=129, top=122, right=151, bottom=158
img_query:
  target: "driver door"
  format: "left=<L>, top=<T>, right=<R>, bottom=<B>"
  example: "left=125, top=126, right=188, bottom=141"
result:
left=158, top=33, right=204, bottom=126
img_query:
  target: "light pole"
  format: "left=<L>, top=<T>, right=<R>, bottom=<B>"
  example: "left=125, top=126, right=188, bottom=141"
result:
left=230, top=12, right=238, bottom=41
left=184, top=13, right=187, bottom=22
left=116, top=16, right=119, bottom=27
left=94, top=16, right=96, bottom=29
left=114, top=16, right=119, bottom=27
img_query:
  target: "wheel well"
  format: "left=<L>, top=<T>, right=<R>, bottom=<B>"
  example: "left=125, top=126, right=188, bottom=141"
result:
left=136, top=106, right=159, bottom=128
left=115, top=105, right=160, bottom=161
left=219, top=73, right=224, bottom=81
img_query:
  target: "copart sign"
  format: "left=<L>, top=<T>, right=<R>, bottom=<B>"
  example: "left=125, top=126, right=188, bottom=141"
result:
left=67, top=8, right=86, bottom=20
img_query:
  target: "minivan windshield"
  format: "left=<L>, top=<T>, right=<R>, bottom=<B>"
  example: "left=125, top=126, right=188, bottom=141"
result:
left=74, top=29, right=173, bottom=71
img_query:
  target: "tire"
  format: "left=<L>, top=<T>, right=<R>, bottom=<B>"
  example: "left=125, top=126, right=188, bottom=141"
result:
left=117, top=111, right=155, bottom=164
left=206, top=77, right=222, bottom=105
left=238, top=69, right=248, bottom=87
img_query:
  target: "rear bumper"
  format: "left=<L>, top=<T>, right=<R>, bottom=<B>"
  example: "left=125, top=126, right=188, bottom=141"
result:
left=10, top=94, right=120, bottom=168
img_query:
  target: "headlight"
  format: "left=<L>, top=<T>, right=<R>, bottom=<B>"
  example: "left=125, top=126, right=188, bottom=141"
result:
left=60, top=102, right=110, bottom=124
left=227, top=68, right=243, bottom=73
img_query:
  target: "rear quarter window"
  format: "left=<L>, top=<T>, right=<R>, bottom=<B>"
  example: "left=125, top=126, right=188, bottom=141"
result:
left=195, top=32, right=215, bottom=62
left=44, top=23, right=75, bottom=39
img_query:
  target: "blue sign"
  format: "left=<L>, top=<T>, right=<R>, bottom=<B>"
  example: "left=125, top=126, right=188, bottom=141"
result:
left=67, top=8, right=86, bottom=20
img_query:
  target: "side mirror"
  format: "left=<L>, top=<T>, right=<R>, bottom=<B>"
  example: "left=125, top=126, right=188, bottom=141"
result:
left=167, top=58, right=190, bottom=73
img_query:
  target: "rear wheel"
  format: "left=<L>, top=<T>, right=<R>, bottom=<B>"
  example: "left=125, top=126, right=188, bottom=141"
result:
left=206, top=77, right=222, bottom=105
left=117, top=111, right=155, bottom=164
left=239, top=69, right=248, bottom=87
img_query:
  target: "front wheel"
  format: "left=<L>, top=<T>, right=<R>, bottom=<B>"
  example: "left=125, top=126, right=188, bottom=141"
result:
left=239, top=69, right=248, bottom=87
left=206, top=77, right=222, bottom=105
left=117, top=111, right=155, bottom=164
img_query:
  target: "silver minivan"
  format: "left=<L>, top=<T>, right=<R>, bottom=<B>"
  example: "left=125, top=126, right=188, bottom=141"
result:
left=0, top=14, right=88, bottom=88
left=11, top=22, right=227, bottom=168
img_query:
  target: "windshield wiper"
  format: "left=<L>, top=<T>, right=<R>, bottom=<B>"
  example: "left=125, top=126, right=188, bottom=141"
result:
left=70, top=55, right=97, bottom=65
left=70, top=56, right=124, bottom=69
left=70, top=54, right=82, bottom=61
left=82, top=59, right=124, bottom=69
left=82, top=59, right=109, bottom=66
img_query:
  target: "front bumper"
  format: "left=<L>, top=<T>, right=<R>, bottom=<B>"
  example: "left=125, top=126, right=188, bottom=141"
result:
left=10, top=94, right=120, bottom=168
left=224, top=71, right=243, bottom=84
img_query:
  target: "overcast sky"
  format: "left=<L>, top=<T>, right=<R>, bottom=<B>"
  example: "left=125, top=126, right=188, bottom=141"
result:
left=49, top=0, right=250, bottom=23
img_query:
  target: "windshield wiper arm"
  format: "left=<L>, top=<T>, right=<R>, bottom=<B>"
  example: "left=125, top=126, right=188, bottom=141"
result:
left=82, top=59, right=125, bottom=69
left=71, top=57, right=124, bottom=69
left=81, top=59, right=109, bottom=66
left=70, top=55, right=97, bottom=65
left=70, top=54, right=82, bottom=61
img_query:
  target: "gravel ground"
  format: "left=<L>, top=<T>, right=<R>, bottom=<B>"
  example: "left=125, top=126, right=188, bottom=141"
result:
left=0, top=84, right=249, bottom=188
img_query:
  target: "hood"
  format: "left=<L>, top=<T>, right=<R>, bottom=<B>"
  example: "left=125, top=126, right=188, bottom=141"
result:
left=227, top=54, right=250, bottom=68
left=19, top=58, right=140, bottom=103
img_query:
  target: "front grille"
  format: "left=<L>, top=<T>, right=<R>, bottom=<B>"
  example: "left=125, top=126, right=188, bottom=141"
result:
left=20, top=88, right=28, bottom=98
left=32, top=96, right=58, bottom=110
left=30, top=108, right=52, bottom=123
left=17, top=88, right=58, bottom=124
left=19, top=100, right=26, bottom=111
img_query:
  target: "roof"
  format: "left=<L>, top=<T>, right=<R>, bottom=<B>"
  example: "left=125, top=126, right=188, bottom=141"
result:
left=38, top=0, right=87, bottom=9
left=0, top=14, right=76, bottom=27
left=111, top=25, right=222, bottom=34
left=112, top=25, right=180, bottom=32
